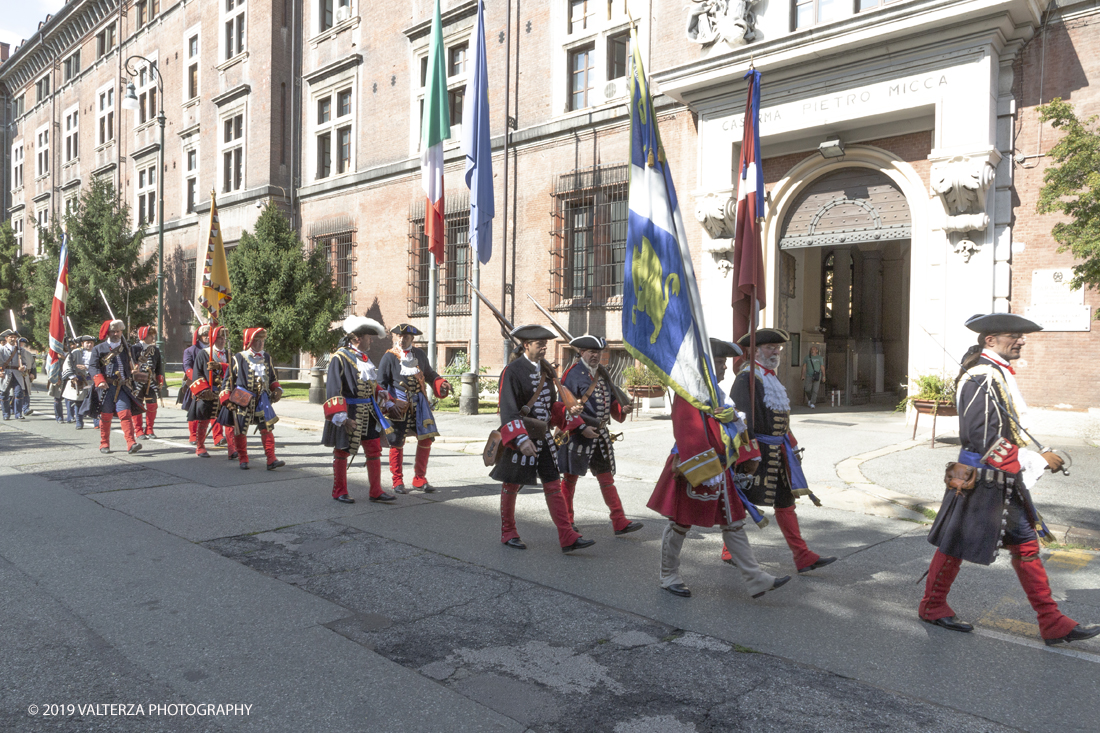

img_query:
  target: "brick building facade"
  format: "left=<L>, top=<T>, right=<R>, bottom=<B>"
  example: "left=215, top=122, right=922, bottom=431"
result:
left=2, top=0, right=1097, bottom=408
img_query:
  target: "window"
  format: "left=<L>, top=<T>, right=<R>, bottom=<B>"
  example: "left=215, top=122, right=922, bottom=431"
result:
left=225, top=0, right=246, bottom=59
left=416, top=38, right=469, bottom=137
left=551, top=164, right=629, bottom=307
left=185, top=148, right=198, bottom=214
left=793, top=0, right=840, bottom=29
left=11, top=144, right=24, bottom=190
left=313, top=229, right=356, bottom=318
left=319, top=0, right=350, bottom=31
left=607, top=31, right=629, bottom=80
left=136, top=65, right=158, bottom=125
left=856, top=0, right=904, bottom=9
left=35, top=208, right=49, bottom=256
left=96, top=24, right=116, bottom=58
left=13, top=95, right=25, bottom=119
left=98, top=87, right=115, bottom=145
left=12, top=217, right=23, bottom=252
left=316, top=133, right=332, bottom=179
left=137, top=163, right=157, bottom=226
left=137, top=0, right=148, bottom=28
left=63, top=51, right=81, bottom=82
left=407, top=192, right=471, bottom=316
left=569, top=44, right=595, bottom=111
left=36, top=75, right=51, bottom=104
left=222, top=112, right=244, bottom=192
left=180, top=258, right=197, bottom=323
left=64, top=109, right=79, bottom=163
left=337, top=126, right=351, bottom=174
left=36, top=126, right=49, bottom=177
left=187, top=35, right=200, bottom=99
left=65, top=195, right=79, bottom=216
left=313, top=87, right=352, bottom=180
left=568, top=0, right=594, bottom=33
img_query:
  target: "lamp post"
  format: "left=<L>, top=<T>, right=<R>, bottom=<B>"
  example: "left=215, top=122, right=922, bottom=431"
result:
left=121, top=55, right=166, bottom=355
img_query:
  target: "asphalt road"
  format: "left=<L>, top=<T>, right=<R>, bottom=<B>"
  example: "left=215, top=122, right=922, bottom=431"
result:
left=1, top=395, right=1098, bottom=732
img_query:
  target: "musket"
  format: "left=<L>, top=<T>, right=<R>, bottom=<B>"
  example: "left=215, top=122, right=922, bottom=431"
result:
left=98, top=290, right=138, bottom=406
left=526, top=293, right=632, bottom=409
left=468, top=280, right=578, bottom=412
left=65, top=315, right=77, bottom=340
left=187, top=301, right=208, bottom=326
left=920, top=325, right=1071, bottom=476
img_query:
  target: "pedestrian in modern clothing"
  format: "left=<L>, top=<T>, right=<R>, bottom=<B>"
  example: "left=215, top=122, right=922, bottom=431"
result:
left=801, top=345, right=824, bottom=408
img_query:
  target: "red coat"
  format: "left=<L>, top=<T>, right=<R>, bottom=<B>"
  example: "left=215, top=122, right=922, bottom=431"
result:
left=647, top=395, right=760, bottom=528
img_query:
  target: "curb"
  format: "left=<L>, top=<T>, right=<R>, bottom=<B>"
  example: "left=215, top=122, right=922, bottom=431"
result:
left=835, top=439, right=1100, bottom=548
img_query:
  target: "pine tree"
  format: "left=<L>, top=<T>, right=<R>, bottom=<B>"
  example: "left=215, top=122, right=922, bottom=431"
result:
left=22, top=178, right=156, bottom=347
left=217, top=202, right=346, bottom=365
left=1036, top=98, right=1100, bottom=312
left=0, top=220, right=27, bottom=314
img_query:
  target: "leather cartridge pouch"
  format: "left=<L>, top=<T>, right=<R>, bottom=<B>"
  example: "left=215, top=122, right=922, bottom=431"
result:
left=483, top=431, right=504, bottom=467
left=132, top=371, right=151, bottom=384
left=944, top=462, right=978, bottom=495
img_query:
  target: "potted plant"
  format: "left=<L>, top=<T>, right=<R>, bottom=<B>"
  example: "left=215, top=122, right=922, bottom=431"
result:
left=623, top=364, right=664, bottom=399
left=898, top=372, right=958, bottom=446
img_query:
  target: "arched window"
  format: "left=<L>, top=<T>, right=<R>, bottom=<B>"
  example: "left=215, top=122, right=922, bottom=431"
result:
left=822, top=252, right=835, bottom=322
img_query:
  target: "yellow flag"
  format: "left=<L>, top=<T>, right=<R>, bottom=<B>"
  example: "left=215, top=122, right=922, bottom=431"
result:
left=199, top=190, right=232, bottom=314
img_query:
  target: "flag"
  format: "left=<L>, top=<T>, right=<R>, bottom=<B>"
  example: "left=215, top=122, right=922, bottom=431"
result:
left=463, top=0, right=494, bottom=265
left=731, top=69, right=765, bottom=341
left=421, top=0, right=451, bottom=264
left=621, top=35, right=724, bottom=416
left=45, top=233, right=69, bottom=384
left=199, top=191, right=232, bottom=315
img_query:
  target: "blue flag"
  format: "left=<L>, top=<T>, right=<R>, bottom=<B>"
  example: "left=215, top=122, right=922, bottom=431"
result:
left=462, top=0, right=494, bottom=264
left=622, top=36, right=724, bottom=415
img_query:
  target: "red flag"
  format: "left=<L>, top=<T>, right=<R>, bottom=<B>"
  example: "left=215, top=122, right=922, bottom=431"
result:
left=732, top=70, right=765, bottom=342
left=45, top=234, right=70, bottom=383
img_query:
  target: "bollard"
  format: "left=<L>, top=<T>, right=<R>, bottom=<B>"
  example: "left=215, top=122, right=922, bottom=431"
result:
left=308, top=367, right=326, bottom=404
left=459, top=372, right=479, bottom=415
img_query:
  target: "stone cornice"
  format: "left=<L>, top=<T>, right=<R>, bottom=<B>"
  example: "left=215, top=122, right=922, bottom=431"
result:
left=403, top=0, right=477, bottom=42
left=302, top=53, right=362, bottom=86
left=212, top=84, right=251, bottom=108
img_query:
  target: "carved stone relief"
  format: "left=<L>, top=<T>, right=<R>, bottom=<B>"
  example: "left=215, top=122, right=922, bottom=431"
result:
left=686, top=0, right=760, bottom=49
left=695, top=192, right=737, bottom=242
left=929, top=153, right=998, bottom=263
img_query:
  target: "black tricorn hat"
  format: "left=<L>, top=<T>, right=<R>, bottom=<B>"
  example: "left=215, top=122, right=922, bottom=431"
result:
left=77, top=334, right=96, bottom=342
left=709, top=338, right=743, bottom=359
left=390, top=323, right=423, bottom=336
left=736, top=328, right=790, bottom=348
left=570, top=334, right=606, bottom=350
left=964, top=313, right=1043, bottom=334
left=510, top=324, right=556, bottom=342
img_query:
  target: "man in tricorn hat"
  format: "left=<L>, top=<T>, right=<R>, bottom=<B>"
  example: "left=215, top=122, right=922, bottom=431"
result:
left=84, top=319, right=145, bottom=454
left=491, top=325, right=594, bottom=553
left=648, top=338, right=788, bottom=599
left=0, top=329, right=34, bottom=420
left=556, top=334, right=642, bottom=537
left=378, top=323, right=452, bottom=494
left=724, top=328, right=837, bottom=575
left=322, top=316, right=395, bottom=503
left=920, top=313, right=1098, bottom=645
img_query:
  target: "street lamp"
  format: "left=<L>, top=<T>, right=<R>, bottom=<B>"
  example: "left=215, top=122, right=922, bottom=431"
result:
left=121, top=55, right=166, bottom=356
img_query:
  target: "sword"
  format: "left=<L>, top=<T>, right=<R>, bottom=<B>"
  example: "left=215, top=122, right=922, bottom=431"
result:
left=919, top=325, right=1070, bottom=476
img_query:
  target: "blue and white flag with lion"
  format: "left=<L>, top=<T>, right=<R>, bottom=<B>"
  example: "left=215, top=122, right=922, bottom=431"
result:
left=622, top=35, right=723, bottom=415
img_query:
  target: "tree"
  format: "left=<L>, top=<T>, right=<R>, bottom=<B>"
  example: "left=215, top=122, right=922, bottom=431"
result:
left=23, top=178, right=156, bottom=348
left=0, top=220, right=27, bottom=314
left=1036, top=98, right=1100, bottom=307
left=218, top=202, right=346, bottom=365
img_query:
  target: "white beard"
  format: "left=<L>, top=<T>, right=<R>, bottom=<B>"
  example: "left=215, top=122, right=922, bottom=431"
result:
left=760, top=354, right=781, bottom=370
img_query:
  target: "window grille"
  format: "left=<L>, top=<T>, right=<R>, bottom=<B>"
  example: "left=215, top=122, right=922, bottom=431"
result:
left=407, top=192, right=471, bottom=317
left=550, top=164, right=628, bottom=310
left=309, top=217, right=357, bottom=319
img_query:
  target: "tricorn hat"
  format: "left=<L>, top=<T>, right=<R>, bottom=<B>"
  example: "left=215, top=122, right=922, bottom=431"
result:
left=736, top=328, right=790, bottom=348
left=570, top=334, right=606, bottom=351
left=390, top=323, right=422, bottom=336
left=510, top=324, right=556, bottom=342
left=0, top=329, right=11, bottom=339
left=964, top=313, right=1043, bottom=334
left=709, top=338, right=743, bottom=359
left=77, top=334, right=95, bottom=342
left=342, top=315, right=386, bottom=338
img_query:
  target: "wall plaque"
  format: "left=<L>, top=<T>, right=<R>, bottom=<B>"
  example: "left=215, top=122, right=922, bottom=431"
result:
left=1024, top=268, right=1092, bottom=332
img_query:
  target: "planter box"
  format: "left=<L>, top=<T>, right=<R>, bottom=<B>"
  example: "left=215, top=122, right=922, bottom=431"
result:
left=629, top=386, right=665, bottom=399
left=911, top=399, right=957, bottom=448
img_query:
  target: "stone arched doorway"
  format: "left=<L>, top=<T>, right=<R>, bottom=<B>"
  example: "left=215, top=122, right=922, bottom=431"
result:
left=776, top=167, right=912, bottom=405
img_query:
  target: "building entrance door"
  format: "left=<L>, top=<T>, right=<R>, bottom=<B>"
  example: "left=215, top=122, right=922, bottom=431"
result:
left=777, top=168, right=912, bottom=406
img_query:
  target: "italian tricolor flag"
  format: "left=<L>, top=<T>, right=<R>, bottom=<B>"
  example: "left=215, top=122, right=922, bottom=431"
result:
left=421, top=0, right=450, bottom=264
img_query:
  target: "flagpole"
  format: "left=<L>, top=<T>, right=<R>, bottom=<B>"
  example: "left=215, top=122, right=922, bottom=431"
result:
left=428, top=255, right=438, bottom=370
